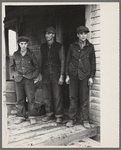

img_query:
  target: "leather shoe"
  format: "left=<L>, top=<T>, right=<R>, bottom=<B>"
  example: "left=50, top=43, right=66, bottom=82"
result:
left=30, top=118, right=36, bottom=125
left=56, top=117, right=62, bottom=123
left=15, top=119, right=25, bottom=124
left=42, top=116, right=54, bottom=122
left=83, top=121, right=92, bottom=129
left=66, top=119, right=76, bottom=127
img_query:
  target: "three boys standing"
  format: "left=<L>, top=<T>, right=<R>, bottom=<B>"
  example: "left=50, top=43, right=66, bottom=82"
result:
left=11, top=26, right=96, bottom=129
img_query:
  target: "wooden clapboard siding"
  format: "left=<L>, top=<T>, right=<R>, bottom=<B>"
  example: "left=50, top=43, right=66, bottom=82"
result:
left=96, top=58, right=100, bottom=63
left=89, top=5, right=101, bottom=126
left=93, top=77, right=100, bottom=84
left=95, top=51, right=100, bottom=58
left=91, top=30, right=100, bottom=38
left=94, top=44, right=100, bottom=51
left=90, top=103, right=100, bottom=111
left=90, top=97, right=100, bottom=104
left=91, top=90, right=100, bottom=98
left=90, top=109, right=100, bottom=117
left=91, top=10, right=100, bottom=18
left=95, top=71, right=100, bottom=77
left=91, top=24, right=100, bottom=31
left=91, top=5, right=100, bottom=12
left=91, top=84, right=100, bottom=91
left=91, top=17, right=100, bottom=25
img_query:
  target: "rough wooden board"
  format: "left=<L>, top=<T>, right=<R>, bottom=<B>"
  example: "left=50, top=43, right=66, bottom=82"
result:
left=96, top=63, right=100, bottom=71
left=91, top=90, right=100, bottom=98
left=91, top=30, right=100, bottom=38
left=35, top=128, right=98, bottom=146
left=91, top=84, right=100, bottom=91
left=90, top=109, right=100, bottom=117
left=8, top=125, right=66, bottom=144
left=8, top=124, right=86, bottom=146
left=93, top=77, right=100, bottom=84
left=94, top=44, right=100, bottom=51
left=91, top=38, right=100, bottom=45
left=95, top=51, right=100, bottom=58
left=91, top=5, right=100, bottom=12
left=91, top=24, right=100, bottom=31
left=8, top=121, right=65, bottom=135
left=90, top=120, right=100, bottom=126
left=6, top=81, right=15, bottom=91
left=67, top=137, right=100, bottom=147
left=90, top=103, right=100, bottom=111
left=91, top=17, right=100, bottom=25
left=90, top=114, right=100, bottom=122
left=95, top=71, right=100, bottom=77
left=90, top=97, right=100, bottom=104
left=91, top=10, right=100, bottom=18
left=6, top=92, right=17, bottom=102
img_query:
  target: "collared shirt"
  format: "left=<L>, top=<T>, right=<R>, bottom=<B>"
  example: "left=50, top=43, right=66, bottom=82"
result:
left=66, top=39, right=96, bottom=80
left=11, top=48, right=39, bottom=82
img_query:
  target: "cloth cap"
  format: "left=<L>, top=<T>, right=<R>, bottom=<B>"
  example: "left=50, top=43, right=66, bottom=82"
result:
left=45, top=27, right=57, bottom=34
left=17, top=36, right=29, bottom=43
left=76, top=26, right=89, bottom=33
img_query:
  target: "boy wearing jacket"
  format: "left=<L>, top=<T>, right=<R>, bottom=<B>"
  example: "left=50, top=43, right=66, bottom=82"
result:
left=65, top=26, right=96, bottom=128
left=11, top=36, right=39, bottom=124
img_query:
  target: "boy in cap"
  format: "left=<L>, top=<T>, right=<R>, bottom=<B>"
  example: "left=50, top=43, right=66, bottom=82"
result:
left=11, top=36, right=39, bottom=124
left=39, top=27, right=65, bottom=123
left=65, top=26, right=96, bottom=128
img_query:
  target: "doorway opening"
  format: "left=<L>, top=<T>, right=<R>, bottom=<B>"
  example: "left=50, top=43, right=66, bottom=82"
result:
left=61, top=5, right=85, bottom=108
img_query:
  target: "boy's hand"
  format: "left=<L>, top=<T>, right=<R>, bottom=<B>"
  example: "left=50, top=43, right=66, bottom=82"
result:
left=58, top=75, right=64, bottom=85
left=34, top=74, right=42, bottom=83
left=14, top=71, right=19, bottom=77
left=88, top=78, right=93, bottom=86
left=65, top=75, right=70, bottom=84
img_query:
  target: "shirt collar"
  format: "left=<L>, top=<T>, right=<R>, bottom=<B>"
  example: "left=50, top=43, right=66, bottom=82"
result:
left=17, top=48, right=30, bottom=56
left=74, top=39, right=90, bottom=47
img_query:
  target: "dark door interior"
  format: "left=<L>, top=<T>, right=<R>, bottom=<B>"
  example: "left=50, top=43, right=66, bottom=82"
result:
left=62, top=5, right=85, bottom=108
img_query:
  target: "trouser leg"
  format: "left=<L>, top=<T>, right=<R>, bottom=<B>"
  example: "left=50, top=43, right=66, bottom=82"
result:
left=24, top=78, right=36, bottom=118
left=79, top=78, right=89, bottom=122
left=43, top=83, right=54, bottom=117
left=15, top=80, right=26, bottom=119
left=68, top=75, right=78, bottom=120
left=52, top=81, right=63, bottom=118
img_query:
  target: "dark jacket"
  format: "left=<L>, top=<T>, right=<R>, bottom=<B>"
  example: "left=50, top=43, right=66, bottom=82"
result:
left=40, top=41, right=65, bottom=76
left=66, top=39, right=96, bottom=80
left=11, top=48, right=39, bottom=82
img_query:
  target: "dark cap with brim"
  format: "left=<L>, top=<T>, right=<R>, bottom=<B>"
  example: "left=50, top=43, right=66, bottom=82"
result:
left=44, top=27, right=57, bottom=34
left=76, top=26, right=90, bottom=33
left=17, top=36, right=29, bottom=43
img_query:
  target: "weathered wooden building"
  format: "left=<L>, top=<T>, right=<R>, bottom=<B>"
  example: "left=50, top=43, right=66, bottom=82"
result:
left=4, top=4, right=100, bottom=124
left=2, top=3, right=119, bottom=147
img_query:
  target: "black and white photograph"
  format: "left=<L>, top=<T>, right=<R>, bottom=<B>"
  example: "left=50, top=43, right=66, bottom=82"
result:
left=2, top=1, right=119, bottom=148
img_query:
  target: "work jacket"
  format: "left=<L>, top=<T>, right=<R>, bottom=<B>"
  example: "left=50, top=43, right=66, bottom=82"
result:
left=40, top=41, right=65, bottom=77
left=11, top=48, right=39, bottom=82
left=66, top=39, right=96, bottom=80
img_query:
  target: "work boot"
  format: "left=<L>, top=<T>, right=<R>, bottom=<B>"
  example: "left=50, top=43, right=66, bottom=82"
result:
left=30, top=118, right=36, bottom=125
left=83, top=121, right=92, bottom=129
left=66, top=119, right=76, bottom=127
left=56, top=117, right=62, bottom=123
left=15, top=119, right=25, bottom=124
left=42, top=116, right=54, bottom=122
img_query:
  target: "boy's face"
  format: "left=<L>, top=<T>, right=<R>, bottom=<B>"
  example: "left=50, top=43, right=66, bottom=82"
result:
left=45, top=32, right=55, bottom=42
left=19, top=41, right=28, bottom=51
left=77, top=32, right=87, bottom=42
